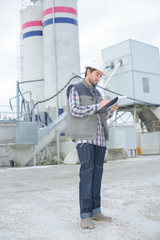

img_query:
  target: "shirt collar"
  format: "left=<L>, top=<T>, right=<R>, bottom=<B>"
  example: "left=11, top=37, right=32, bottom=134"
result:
left=82, top=79, right=95, bottom=91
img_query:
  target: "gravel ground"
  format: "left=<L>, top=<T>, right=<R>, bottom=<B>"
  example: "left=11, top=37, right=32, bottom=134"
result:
left=0, top=155, right=160, bottom=240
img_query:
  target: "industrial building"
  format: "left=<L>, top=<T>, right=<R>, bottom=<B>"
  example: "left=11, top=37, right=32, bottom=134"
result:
left=0, top=0, right=160, bottom=166
left=101, top=39, right=160, bottom=157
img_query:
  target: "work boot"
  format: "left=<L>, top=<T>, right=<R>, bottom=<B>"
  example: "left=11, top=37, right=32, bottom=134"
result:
left=81, top=217, right=95, bottom=229
left=92, top=212, right=112, bottom=222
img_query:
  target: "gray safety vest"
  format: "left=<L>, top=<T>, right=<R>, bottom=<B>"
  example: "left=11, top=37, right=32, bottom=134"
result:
left=66, top=79, right=109, bottom=141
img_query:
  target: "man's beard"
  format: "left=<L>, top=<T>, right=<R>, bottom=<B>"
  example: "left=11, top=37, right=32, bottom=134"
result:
left=89, top=79, right=97, bottom=87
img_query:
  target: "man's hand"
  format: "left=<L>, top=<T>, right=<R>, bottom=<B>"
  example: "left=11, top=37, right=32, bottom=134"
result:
left=110, top=103, right=119, bottom=112
left=99, top=99, right=119, bottom=112
left=99, top=99, right=110, bottom=109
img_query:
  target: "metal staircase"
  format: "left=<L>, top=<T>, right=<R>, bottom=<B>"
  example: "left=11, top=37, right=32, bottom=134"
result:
left=139, top=106, right=160, bottom=132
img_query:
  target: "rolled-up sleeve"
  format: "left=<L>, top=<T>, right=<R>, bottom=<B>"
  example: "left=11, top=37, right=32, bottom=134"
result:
left=106, top=109, right=114, bottom=119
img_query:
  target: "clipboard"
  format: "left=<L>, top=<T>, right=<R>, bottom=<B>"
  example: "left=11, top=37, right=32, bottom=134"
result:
left=95, top=95, right=127, bottom=114
left=95, top=97, right=118, bottom=114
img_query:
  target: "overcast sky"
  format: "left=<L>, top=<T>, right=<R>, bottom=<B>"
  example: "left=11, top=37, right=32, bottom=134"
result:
left=0, top=0, right=160, bottom=107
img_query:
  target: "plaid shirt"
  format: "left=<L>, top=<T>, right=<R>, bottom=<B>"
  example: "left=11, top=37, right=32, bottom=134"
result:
left=68, top=86, right=113, bottom=147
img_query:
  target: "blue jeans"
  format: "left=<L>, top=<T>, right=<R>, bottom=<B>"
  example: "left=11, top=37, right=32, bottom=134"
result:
left=76, top=143, right=106, bottom=219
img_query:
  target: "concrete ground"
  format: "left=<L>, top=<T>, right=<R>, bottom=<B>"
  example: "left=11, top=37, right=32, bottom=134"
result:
left=0, top=155, right=160, bottom=240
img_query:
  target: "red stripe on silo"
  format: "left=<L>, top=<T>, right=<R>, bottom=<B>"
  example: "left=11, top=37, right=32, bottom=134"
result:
left=42, top=7, right=53, bottom=18
left=54, top=6, right=77, bottom=15
left=22, top=21, right=42, bottom=30
left=42, top=6, right=77, bottom=18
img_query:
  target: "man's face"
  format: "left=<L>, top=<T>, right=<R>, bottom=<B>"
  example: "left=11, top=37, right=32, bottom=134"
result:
left=87, top=69, right=103, bottom=86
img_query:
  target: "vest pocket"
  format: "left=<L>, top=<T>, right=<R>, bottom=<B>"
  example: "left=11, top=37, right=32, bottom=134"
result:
left=80, top=95, right=95, bottom=105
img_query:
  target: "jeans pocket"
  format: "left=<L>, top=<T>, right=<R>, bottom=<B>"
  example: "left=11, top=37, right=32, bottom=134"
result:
left=76, top=143, right=90, bottom=165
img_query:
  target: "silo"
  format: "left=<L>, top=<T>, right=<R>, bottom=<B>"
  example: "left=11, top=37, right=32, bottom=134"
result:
left=42, top=0, right=80, bottom=119
left=42, top=0, right=57, bottom=119
left=21, top=2, right=44, bottom=112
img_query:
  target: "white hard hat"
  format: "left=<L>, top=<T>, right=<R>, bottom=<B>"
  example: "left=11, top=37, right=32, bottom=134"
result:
left=85, top=60, right=106, bottom=75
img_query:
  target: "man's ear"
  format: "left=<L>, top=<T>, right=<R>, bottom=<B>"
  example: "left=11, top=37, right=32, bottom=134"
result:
left=87, top=68, right=91, bottom=75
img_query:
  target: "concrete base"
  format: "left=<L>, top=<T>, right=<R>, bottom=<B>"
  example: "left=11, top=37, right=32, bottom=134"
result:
left=106, top=148, right=128, bottom=160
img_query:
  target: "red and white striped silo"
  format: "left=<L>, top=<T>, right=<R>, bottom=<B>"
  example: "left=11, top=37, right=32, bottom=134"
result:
left=42, top=0, right=80, bottom=116
left=21, top=0, right=80, bottom=119
left=21, top=2, right=44, bottom=112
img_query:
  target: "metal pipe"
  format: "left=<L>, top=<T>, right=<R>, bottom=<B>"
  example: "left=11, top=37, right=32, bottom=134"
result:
left=56, top=130, right=60, bottom=165
left=16, top=81, right=20, bottom=120
left=52, top=0, right=59, bottom=118
left=18, top=79, right=44, bottom=85
left=133, top=106, right=136, bottom=125
left=97, top=65, right=112, bottom=92
left=52, top=0, right=60, bottom=162
left=103, top=59, right=122, bottom=88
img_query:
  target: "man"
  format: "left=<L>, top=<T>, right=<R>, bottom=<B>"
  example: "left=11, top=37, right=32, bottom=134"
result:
left=66, top=61, right=118, bottom=229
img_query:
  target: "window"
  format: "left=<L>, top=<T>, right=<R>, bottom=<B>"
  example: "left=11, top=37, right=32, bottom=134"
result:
left=142, top=77, right=149, bottom=93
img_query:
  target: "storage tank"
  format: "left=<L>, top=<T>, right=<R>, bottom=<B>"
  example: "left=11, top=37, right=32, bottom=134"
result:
left=21, top=1, right=44, bottom=112
left=42, top=0, right=57, bottom=119
left=42, top=0, right=80, bottom=118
